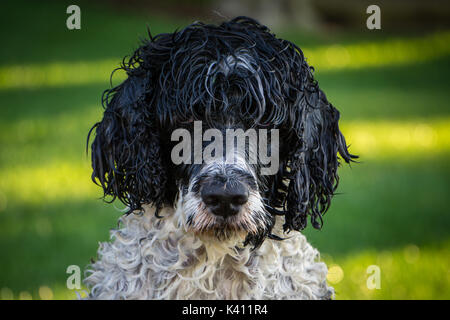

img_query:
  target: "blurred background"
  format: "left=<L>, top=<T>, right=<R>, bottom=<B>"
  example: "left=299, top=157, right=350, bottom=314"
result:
left=0, top=0, right=449, bottom=300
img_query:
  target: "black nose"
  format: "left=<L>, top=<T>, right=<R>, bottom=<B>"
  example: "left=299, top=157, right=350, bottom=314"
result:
left=201, top=181, right=249, bottom=218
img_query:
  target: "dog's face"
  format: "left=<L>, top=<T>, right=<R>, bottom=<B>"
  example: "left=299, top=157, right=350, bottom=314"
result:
left=166, top=114, right=279, bottom=247
left=88, top=17, right=356, bottom=248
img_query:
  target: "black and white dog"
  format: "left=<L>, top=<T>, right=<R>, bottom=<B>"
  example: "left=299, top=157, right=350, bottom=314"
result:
left=85, top=17, right=356, bottom=299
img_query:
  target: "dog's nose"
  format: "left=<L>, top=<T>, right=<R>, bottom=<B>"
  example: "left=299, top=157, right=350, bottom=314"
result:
left=201, top=181, right=249, bottom=218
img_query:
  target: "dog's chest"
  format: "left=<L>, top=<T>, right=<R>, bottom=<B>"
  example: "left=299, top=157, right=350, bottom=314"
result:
left=170, top=248, right=260, bottom=299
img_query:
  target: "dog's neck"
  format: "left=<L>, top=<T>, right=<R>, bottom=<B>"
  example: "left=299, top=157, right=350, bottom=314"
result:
left=84, top=204, right=332, bottom=299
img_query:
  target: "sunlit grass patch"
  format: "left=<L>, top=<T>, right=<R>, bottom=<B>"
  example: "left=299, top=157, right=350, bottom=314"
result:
left=0, top=104, right=102, bottom=167
left=0, top=106, right=100, bottom=143
left=341, top=118, right=450, bottom=159
left=1, top=31, right=449, bottom=89
left=0, top=284, right=88, bottom=300
left=326, top=241, right=450, bottom=299
left=0, top=59, right=127, bottom=90
left=0, top=161, right=101, bottom=206
left=305, top=31, right=450, bottom=71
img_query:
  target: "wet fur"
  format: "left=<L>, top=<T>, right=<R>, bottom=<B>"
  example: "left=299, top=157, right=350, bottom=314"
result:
left=85, top=16, right=356, bottom=299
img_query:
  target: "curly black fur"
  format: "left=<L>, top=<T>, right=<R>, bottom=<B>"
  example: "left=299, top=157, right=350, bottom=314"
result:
left=88, top=16, right=357, bottom=244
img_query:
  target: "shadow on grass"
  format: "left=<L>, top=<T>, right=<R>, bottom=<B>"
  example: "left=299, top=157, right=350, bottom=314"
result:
left=304, top=154, right=450, bottom=256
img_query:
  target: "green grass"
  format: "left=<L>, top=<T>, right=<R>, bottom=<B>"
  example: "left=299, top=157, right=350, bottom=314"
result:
left=315, top=57, right=450, bottom=121
left=0, top=0, right=190, bottom=65
left=328, top=241, right=450, bottom=300
left=0, top=0, right=449, bottom=300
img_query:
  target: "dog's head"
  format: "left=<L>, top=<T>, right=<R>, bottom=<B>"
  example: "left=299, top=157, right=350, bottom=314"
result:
left=88, top=17, right=356, bottom=248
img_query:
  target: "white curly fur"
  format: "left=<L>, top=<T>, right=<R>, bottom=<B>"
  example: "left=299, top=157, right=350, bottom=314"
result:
left=84, top=197, right=333, bottom=300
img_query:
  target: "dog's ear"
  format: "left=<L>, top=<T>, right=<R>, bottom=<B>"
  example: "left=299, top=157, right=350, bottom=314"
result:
left=88, top=70, right=168, bottom=214
left=280, top=84, right=357, bottom=232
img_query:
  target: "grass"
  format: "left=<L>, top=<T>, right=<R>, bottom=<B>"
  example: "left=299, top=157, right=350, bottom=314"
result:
left=327, top=241, right=450, bottom=300
left=0, top=0, right=449, bottom=300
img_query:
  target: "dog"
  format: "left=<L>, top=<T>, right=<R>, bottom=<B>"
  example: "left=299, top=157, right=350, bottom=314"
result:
left=84, top=16, right=356, bottom=300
